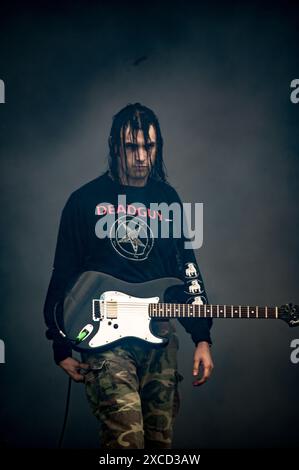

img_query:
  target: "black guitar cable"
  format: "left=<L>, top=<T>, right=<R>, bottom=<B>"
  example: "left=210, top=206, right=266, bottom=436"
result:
left=58, top=376, right=72, bottom=448
left=53, top=301, right=88, bottom=345
left=52, top=301, right=73, bottom=448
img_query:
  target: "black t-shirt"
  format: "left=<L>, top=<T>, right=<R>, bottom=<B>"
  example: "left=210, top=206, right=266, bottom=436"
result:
left=44, top=170, right=212, bottom=363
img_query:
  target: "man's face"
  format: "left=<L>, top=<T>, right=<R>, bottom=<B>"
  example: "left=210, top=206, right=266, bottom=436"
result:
left=117, top=124, right=157, bottom=185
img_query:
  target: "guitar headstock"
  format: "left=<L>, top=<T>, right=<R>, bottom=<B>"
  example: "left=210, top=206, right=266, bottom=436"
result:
left=279, top=303, right=299, bottom=327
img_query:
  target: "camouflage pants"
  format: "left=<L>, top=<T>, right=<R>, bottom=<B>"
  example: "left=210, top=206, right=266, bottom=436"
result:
left=82, top=320, right=183, bottom=449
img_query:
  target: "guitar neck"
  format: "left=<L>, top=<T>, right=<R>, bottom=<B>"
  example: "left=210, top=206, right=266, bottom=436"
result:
left=149, top=303, right=279, bottom=319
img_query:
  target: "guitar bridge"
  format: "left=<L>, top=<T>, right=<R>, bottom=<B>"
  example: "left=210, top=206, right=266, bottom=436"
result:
left=92, top=299, right=103, bottom=321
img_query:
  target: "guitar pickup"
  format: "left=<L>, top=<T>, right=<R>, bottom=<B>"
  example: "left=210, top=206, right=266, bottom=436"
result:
left=106, top=301, right=118, bottom=319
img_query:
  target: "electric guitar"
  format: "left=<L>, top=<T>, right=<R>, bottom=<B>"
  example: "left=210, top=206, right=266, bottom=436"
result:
left=56, top=271, right=299, bottom=352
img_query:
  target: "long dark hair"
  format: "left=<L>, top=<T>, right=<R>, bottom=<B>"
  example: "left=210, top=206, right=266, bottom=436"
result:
left=107, top=103, right=168, bottom=183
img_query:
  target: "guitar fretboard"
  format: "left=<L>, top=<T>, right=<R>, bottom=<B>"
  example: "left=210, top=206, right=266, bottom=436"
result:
left=149, top=304, right=279, bottom=319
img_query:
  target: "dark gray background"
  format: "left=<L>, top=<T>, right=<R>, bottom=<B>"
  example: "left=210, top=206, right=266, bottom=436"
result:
left=0, top=0, right=298, bottom=448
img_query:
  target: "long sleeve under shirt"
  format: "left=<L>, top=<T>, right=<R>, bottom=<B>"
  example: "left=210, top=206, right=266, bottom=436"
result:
left=43, top=170, right=212, bottom=364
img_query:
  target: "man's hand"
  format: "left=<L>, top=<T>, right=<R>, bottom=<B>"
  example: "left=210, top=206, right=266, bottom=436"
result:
left=192, top=341, right=214, bottom=387
left=59, top=357, right=89, bottom=382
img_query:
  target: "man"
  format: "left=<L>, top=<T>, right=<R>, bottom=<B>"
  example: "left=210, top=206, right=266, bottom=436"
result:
left=44, top=103, right=214, bottom=449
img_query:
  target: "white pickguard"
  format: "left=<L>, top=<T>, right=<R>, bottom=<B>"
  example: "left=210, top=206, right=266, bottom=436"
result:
left=89, top=291, right=161, bottom=348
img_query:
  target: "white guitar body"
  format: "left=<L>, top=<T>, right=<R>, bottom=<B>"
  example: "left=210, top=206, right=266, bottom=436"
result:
left=89, top=291, right=163, bottom=348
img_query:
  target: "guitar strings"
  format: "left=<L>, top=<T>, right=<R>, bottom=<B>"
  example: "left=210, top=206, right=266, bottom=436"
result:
left=98, top=302, right=275, bottom=309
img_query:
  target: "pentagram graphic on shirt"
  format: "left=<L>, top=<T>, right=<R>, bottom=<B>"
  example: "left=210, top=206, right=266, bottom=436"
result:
left=109, top=214, right=154, bottom=261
